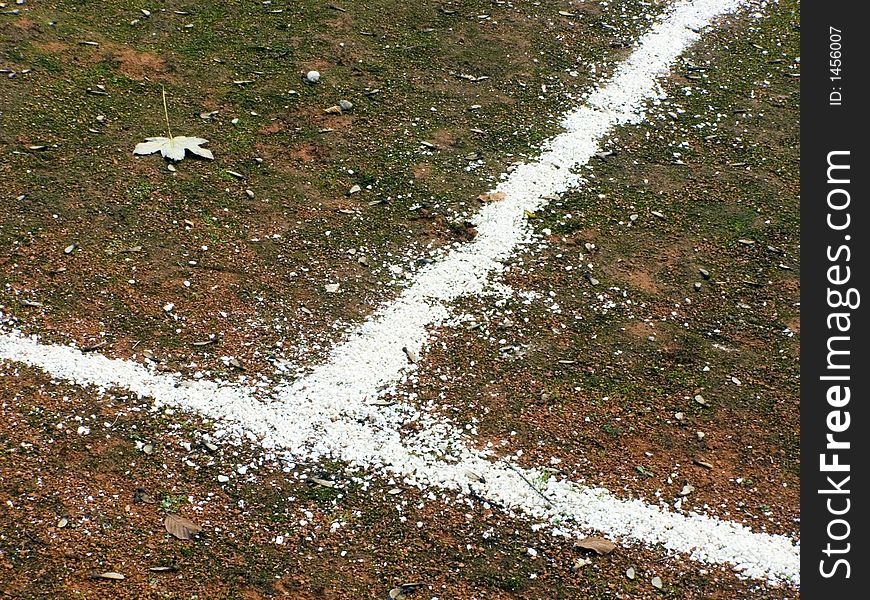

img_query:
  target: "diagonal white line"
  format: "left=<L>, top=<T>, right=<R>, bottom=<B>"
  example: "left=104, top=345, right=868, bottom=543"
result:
left=0, top=0, right=799, bottom=585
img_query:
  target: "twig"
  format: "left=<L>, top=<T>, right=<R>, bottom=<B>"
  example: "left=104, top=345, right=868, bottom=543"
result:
left=467, top=484, right=504, bottom=510
left=502, top=461, right=554, bottom=507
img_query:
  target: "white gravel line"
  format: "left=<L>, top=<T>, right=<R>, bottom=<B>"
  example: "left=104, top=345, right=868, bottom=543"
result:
left=0, top=0, right=799, bottom=586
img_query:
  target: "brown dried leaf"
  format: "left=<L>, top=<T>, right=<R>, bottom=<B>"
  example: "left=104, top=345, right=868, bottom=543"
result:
left=477, top=191, right=506, bottom=203
left=574, top=536, right=617, bottom=555
left=134, top=487, right=157, bottom=504
left=164, top=514, right=202, bottom=540
left=389, top=582, right=425, bottom=599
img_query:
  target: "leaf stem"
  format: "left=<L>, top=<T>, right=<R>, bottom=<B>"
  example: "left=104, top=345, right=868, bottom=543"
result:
left=161, top=85, right=173, bottom=140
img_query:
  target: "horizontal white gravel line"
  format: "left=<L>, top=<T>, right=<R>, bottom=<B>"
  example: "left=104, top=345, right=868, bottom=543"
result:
left=0, top=0, right=799, bottom=586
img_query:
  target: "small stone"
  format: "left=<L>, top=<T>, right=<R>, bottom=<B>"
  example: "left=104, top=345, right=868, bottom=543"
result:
left=629, top=214, right=638, bottom=222
left=324, top=283, right=340, bottom=293
left=64, top=244, right=76, bottom=254
left=338, top=99, right=353, bottom=111
left=693, top=282, right=702, bottom=291
left=678, top=483, right=695, bottom=497
left=626, top=567, right=636, bottom=580
left=305, top=70, right=320, bottom=83
left=245, top=189, right=255, bottom=199
left=674, top=412, right=685, bottom=421
left=347, top=184, right=361, bottom=195
left=573, top=557, right=589, bottom=570
left=167, top=164, right=176, bottom=172
left=142, top=443, right=154, bottom=455
left=57, top=517, right=68, bottom=528
left=696, top=431, right=706, bottom=440
left=731, top=376, right=742, bottom=385
left=217, top=474, right=230, bottom=483
left=651, top=576, right=663, bottom=589
left=699, top=268, right=711, bottom=279
left=163, top=302, right=175, bottom=312
left=651, top=210, right=666, bottom=220
left=587, top=275, right=600, bottom=286
left=694, top=394, right=707, bottom=406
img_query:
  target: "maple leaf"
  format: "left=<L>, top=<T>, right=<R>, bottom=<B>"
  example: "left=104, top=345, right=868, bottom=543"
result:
left=133, top=86, right=215, bottom=162
left=134, top=136, right=214, bottom=161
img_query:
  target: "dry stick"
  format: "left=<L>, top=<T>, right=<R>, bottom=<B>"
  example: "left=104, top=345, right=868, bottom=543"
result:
left=502, top=461, right=555, bottom=507
left=161, top=85, right=173, bottom=141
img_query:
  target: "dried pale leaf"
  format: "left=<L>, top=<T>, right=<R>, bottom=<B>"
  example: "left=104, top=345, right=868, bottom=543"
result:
left=323, top=105, right=342, bottom=114
left=575, top=536, right=617, bottom=555
left=149, top=565, right=178, bottom=573
left=90, top=571, right=125, bottom=580
left=134, top=136, right=214, bottom=162
left=402, top=346, right=419, bottom=364
left=164, top=513, right=202, bottom=540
